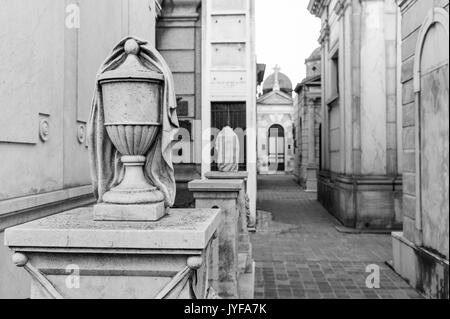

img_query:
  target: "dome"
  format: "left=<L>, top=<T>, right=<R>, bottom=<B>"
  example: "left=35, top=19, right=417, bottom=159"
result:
left=306, top=47, right=321, bottom=62
left=262, top=71, right=293, bottom=95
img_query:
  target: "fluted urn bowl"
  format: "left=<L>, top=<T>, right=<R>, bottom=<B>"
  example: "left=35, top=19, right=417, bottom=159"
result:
left=97, top=39, right=165, bottom=205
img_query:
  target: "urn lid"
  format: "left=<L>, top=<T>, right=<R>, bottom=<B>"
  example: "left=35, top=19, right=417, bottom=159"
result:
left=98, top=39, right=164, bottom=83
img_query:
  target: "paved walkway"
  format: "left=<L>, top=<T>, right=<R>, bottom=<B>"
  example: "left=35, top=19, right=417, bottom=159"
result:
left=251, top=175, right=422, bottom=299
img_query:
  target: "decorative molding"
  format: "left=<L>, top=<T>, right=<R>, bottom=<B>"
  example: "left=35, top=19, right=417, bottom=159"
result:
left=413, top=8, right=449, bottom=93
left=77, top=123, right=86, bottom=144
left=334, top=0, right=351, bottom=18
left=39, top=119, right=50, bottom=142
left=308, top=0, right=329, bottom=17
left=12, top=252, right=63, bottom=299
left=318, top=20, right=330, bottom=44
left=334, top=0, right=345, bottom=17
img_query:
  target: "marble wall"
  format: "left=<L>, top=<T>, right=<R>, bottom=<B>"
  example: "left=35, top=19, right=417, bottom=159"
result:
left=308, top=0, right=403, bottom=229
left=392, top=0, right=449, bottom=299
left=0, top=0, right=157, bottom=298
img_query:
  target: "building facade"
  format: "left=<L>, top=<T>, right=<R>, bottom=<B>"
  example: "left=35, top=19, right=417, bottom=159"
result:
left=0, top=0, right=256, bottom=298
left=256, top=67, right=295, bottom=174
left=392, top=0, right=449, bottom=299
left=0, top=0, right=160, bottom=299
left=308, top=0, right=403, bottom=230
left=293, top=48, right=322, bottom=192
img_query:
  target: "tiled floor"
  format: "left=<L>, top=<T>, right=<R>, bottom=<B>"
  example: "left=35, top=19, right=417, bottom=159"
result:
left=251, top=175, right=422, bottom=299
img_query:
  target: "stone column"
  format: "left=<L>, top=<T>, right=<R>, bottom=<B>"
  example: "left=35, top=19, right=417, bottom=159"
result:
left=305, top=100, right=318, bottom=192
left=188, top=179, right=246, bottom=299
left=204, top=172, right=254, bottom=298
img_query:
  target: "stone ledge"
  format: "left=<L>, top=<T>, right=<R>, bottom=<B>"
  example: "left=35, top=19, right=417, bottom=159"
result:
left=205, top=172, right=248, bottom=180
left=0, top=191, right=95, bottom=232
left=5, top=207, right=220, bottom=251
left=0, top=185, right=93, bottom=218
left=188, top=179, right=244, bottom=192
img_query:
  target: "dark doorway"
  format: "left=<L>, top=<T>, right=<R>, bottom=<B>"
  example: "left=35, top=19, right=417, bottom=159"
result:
left=268, top=124, right=285, bottom=172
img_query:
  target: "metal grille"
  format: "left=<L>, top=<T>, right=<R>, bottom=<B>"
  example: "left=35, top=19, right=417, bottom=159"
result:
left=211, top=102, right=247, bottom=171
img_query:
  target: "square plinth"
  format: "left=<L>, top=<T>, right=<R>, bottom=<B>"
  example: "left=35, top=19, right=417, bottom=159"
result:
left=93, top=202, right=166, bottom=221
left=5, top=207, right=221, bottom=251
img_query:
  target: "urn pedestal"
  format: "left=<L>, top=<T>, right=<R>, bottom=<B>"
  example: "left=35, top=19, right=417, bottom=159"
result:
left=4, top=207, right=220, bottom=299
left=188, top=179, right=255, bottom=299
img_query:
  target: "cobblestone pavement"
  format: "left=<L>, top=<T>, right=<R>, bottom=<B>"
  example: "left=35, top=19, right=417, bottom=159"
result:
left=251, top=175, right=422, bottom=299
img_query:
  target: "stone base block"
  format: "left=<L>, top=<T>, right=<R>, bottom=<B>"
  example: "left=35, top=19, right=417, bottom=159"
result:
left=5, top=207, right=221, bottom=299
left=93, top=202, right=166, bottom=221
left=305, top=179, right=318, bottom=192
left=392, top=232, right=449, bottom=299
left=318, top=172, right=403, bottom=230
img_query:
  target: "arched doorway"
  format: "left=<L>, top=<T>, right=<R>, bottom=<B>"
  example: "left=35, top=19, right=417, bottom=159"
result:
left=268, top=124, right=285, bottom=172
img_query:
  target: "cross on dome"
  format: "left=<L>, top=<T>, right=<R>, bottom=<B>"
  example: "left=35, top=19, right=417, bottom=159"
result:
left=273, top=64, right=281, bottom=91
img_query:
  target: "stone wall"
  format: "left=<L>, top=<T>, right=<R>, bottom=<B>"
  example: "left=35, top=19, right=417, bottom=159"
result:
left=309, top=0, right=403, bottom=229
left=293, top=81, right=321, bottom=191
left=392, top=0, right=449, bottom=299
left=399, top=0, right=449, bottom=256
left=0, top=0, right=157, bottom=299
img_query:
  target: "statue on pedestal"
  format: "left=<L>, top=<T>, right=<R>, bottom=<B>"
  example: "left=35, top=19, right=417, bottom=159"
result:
left=216, top=126, right=240, bottom=172
left=88, top=37, right=179, bottom=221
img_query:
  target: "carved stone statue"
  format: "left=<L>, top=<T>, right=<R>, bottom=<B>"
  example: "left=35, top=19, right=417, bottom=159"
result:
left=216, top=126, right=240, bottom=172
left=88, top=37, right=179, bottom=221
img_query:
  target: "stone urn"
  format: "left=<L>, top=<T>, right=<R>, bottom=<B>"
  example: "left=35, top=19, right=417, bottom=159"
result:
left=95, top=39, right=166, bottom=220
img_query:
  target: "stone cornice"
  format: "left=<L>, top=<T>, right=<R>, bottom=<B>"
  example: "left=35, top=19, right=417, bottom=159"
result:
left=308, top=0, right=330, bottom=17
left=334, top=0, right=351, bottom=18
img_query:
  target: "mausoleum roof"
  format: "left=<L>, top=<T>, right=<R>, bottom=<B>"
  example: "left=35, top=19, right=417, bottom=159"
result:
left=306, top=47, right=321, bottom=62
left=262, top=72, right=293, bottom=95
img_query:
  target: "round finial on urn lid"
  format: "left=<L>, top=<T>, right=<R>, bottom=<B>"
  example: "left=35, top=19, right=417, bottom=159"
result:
left=124, top=39, right=140, bottom=55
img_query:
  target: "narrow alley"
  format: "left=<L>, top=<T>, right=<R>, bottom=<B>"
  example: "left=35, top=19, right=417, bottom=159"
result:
left=251, top=175, right=422, bottom=299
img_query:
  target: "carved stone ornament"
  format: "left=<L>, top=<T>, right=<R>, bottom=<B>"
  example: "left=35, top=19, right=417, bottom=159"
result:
left=77, top=124, right=86, bottom=144
left=39, top=119, right=49, bottom=142
left=216, top=126, right=240, bottom=172
left=88, top=37, right=179, bottom=221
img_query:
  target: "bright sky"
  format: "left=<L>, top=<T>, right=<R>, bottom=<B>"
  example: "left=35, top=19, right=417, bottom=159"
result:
left=255, top=0, right=321, bottom=87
